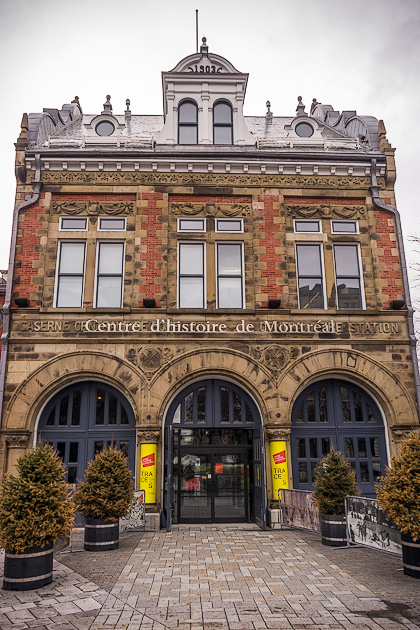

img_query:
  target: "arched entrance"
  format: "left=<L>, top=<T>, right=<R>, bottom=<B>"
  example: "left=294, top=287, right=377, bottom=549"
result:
left=38, top=381, right=136, bottom=495
left=164, top=379, right=265, bottom=527
left=291, top=379, right=387, bottom=496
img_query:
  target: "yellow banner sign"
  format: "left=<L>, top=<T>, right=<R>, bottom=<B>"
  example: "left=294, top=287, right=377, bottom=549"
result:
left=270, top=440, right=289, bottom=498
left=140, top=443, right=157, bottom=503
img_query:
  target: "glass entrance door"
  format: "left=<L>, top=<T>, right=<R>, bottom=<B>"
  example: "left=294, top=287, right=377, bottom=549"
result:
left=177, top=449, right=249, bottom=523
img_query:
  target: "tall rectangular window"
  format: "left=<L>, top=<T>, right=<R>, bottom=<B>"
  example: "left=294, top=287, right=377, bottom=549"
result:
left=334, top=244, right=363, bottom=309
left=217, top=243, right=244, bottom=308
left=96, top=242, right=124, bottom=307
left=296, top=244, right=325, bottom=309
left=178, top=242, right=205, bottom=308
left=56, top=241, right=86, bottom=307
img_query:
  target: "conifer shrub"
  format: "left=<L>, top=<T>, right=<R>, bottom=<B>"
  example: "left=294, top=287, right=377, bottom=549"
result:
left=376, top=431, right=420, bottom=542
left=74, top=445, right=134, bottom=520
left=0, top=442, right=75, bottom=553
left=313, top=448, right=359, bottom=515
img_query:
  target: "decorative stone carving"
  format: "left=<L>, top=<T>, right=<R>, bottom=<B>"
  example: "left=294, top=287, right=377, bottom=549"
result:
left=35, top=171, right=381, bottom=190
left=266, top=427, right=291, bottom=441
left=5, top=433, right=31, bottom=448
left=171, top=202, right=251, bottom=217
left=286, top=204, right=365, bottom=219
left=137, top=430, right=160, bottom=445
left=391, top=427, right=418, bottom=442
left=127, top=346, right=174, bottom=379
left=52, top=201, right=134, bottom=215
left=262, top=345, right=299, bottom=374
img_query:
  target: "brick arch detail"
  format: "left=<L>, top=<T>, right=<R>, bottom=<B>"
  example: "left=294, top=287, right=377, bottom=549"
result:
left=278, top=347, right=417, bottom=428
left=3, top=351, right=145, bottom=433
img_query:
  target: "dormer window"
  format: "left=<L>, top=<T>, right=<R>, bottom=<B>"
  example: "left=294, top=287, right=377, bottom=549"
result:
left=295, top=122, right=314, bottom=138
left=213, top=101, right=233, bottom=144
left=95, top=120, right=116, bottom=137
left=178, top=100, right=198, bottom=144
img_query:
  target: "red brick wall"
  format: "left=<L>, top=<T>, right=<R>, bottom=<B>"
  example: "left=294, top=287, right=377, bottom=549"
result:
left=258, top=194, right=283, bottom=306
left=140, top=192, right=165, bottom=307
left=374, top=208, right=403, bottom=307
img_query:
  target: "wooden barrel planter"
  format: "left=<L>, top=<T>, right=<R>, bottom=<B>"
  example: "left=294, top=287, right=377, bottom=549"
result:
left=3, top=542, right=54, bottom=591
left=84, top=518, right=119, bottom=551
left=401, top=533, right=420, bottom=579
left=320, top=514, right=347, bottom=547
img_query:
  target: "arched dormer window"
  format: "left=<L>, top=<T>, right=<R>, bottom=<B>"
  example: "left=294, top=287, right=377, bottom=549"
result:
left=178, top=100, right=198, bottom=144
left=213, top=101, right=233, bottom=144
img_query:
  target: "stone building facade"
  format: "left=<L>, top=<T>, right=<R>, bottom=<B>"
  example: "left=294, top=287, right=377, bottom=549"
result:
left=0, top=41, right=419, bottom=528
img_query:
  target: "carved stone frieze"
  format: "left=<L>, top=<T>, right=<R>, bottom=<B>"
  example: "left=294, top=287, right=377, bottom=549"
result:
left=266, top=427, right=291, bottom=441
left=391, top=427, right=419, bottom=442
left=4, top=432, right=31, bottom=448
left=52, top=201, right=134, bottom=215
left=32, top=170, right=380, bottom=190
left=286, top=204, right=365, bottom=219
left=171, top=202, right=251, bottom=217
left=127, top=346, right=174, bottom=379
left=253, top=345, right=299, bottom=374
left=137, top=430, right=160, bottom=445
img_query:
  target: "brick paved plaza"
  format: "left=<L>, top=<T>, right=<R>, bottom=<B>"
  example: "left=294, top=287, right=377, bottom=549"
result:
left=0, top=525, right=419, bottom=630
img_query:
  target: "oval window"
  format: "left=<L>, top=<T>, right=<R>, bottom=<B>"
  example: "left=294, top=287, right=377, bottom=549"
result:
left=95, top=120, right=115, bottom=136
left=295, top=122, right=314, bottom=138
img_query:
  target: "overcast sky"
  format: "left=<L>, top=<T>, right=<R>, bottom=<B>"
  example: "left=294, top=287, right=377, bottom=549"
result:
left=1, top=0, right=419, bottom=299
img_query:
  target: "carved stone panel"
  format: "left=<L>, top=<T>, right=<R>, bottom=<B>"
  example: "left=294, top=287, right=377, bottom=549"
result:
left=286, top=204, right=365, bottom=219
left=171, top=202, right=252, bottom=217
left=137, top=430, right=160, bottom=445
left=52, top=201, right=134, bottom=215
left=266, top=427, right=291, bottom=441
left=127, top=347, right=174, bottom=379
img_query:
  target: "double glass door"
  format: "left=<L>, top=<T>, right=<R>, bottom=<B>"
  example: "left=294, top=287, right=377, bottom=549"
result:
left=177, top=449, right=249, bottom=522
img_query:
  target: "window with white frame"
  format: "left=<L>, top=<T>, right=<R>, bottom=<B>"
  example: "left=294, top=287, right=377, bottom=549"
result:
left=177, top=218, right=206, bottom=232
left=55, top=241, right=86, bottom=307
left=60, top=217, right=88, bottom=231
left=331, top=220, right=358, bottom=234
left=98, top=217, right=126, bottom=231
left=217, top=243, right=244, bottom=308
left=95, top=242, right=125, bottom=308
left=213, top=101, right=233, bottom=144
left=296, top=244, right=325, bottom=309
left=178, top=242, right=205, bottom=308
left=178, top=100, right=198, bottom=144
left=215, top=218, right=243, bottom=233
left=294, top=220, right=321, bottom=233
left=334, top=244, right=364, bottom=309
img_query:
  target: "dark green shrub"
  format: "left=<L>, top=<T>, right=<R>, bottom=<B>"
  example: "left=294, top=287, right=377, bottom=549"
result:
left=74, top=445, right=134, bottom=520
left=0, top=443, right=75, bottom=553
left=313, top=448, right=359, bottom=515
left=376, top=431, right=420, bottom=542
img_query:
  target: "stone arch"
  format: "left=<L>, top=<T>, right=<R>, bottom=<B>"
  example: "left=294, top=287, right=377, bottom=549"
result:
left=3, top=351, right=145, bottom=434
left=278, top=347, right=417, bottom=429
left=146, top=347, right=276, bottom=426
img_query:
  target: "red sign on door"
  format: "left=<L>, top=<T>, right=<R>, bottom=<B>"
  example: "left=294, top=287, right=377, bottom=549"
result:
left=184, top=477, right=200, bottom=491
left=215, top=463, right=223, bottom=474
left=273, top=450, right=286, bottom=465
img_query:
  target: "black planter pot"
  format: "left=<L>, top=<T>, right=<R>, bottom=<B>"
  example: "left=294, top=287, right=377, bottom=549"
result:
left=401, top=533, right=420, bottom=579
left=84, top=518, right=119, bottom=551
left=320, top=514, right=347, bottom=547
left=3, top=542, right=54, bottom=591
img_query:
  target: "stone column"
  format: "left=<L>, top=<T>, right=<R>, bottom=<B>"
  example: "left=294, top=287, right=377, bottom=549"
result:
left=3, top=432, right=31, bottom=476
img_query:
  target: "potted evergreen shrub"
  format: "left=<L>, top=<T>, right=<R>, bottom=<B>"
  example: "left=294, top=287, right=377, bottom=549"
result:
left=313, top=448, right=359, bottom=547
left=376, top=431, right=420, bottom=578
left=0, top=442, right=75, bottom=591
left=74, top=445, right=134, bottom=551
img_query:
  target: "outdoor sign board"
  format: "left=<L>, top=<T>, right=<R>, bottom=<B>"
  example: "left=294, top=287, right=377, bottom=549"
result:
left=345, top=496, right=401, bottom=555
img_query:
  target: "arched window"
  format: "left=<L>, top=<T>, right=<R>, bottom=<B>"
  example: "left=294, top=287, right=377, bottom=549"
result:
left=291, top=379, right=387, bottom=497
left=178, top=100, right=198, bottom=144
left=213, top=101, right=233, bottom=144
left=38, top=381, right=136, bottom=492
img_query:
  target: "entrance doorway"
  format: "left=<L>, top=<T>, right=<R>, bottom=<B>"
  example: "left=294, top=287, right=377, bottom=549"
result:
left=164, top=380, right=265, bottom=528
